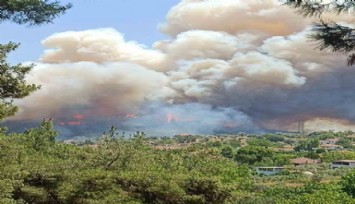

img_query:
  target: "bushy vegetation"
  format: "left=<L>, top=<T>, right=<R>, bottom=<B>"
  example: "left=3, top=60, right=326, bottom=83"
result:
left=0, top=121, right=254, bottom=203
left=1, top=121, right=355, bottom=203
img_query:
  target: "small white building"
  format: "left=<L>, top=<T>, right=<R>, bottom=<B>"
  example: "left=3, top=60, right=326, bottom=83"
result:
left=256, top=167, right=284, bottom=175
left=331, top=160, right=355, bottom=169
left=320, top=144, right=343, bottom=150
left=320, top=138, right=339, bottom=145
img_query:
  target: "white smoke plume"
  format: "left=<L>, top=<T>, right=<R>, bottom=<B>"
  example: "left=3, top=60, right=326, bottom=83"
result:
left=15, top=61, right=173, bottom=119
left=160, top=0, right=309, bottom=36
left=6, top=0, right=355, bottom=138
left=41, top=28, right=168, bottom=71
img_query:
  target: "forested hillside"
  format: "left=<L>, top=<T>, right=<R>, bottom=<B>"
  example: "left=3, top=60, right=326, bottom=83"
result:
left=1, top=120, right=354, bottom=203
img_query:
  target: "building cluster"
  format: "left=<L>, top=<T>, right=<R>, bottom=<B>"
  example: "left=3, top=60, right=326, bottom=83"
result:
left=256, top=158, right=355, bottom=175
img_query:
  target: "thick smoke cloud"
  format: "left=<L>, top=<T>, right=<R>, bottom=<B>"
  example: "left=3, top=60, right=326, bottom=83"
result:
left=41, top=28, right=168, bottom=71
left=6, top=0, right=355, bottom=137
left=160, top=0, right=308, bottom=36
left=14, top=61, right=172, bottom=120
left=120, top=103, right=260, bottom=136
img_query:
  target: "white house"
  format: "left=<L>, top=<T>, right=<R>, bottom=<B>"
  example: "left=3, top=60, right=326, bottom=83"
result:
left=320, top=138, right=339, bottom=145
left=256, top=167, right=284, bottom=175
left=331, top=160, right=355, bottom=169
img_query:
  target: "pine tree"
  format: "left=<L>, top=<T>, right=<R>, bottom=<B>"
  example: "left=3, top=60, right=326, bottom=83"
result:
left=0, top=0, right=71, bottom=119
left=0, top=0, right=72, bottom=25
left=284, top=0, right=355, bottom=65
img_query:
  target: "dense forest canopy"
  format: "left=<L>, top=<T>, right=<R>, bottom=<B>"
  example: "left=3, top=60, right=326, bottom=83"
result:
left=1, top=122, right=355, bottom=203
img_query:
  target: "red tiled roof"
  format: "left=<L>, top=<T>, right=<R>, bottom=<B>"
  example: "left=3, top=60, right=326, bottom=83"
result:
left=290, top=157, right=320, bottom=164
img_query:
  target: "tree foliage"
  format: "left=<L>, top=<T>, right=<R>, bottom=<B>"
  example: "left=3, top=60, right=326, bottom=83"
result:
left=340, top=170, right=355, bottom=197
left=0, top=0, right=72, bottom=25
left=283, top=0, right=355, bottom=65
left=236, top=146, right=274, bottom=165
left=321, top=150, right=355, bottom=162
left=0, top=123, right=255, bottom=203
left=294, top=138, right=319, bottom=152
left=0, top=124, right=354, bottom=203
left=0, top=43, right=39, bottom=120
left=0, top=0, right=71, bottom=120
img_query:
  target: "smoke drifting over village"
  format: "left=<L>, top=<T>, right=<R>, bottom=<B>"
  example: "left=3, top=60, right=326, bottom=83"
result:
left=7, top=0, right=355, bottom=138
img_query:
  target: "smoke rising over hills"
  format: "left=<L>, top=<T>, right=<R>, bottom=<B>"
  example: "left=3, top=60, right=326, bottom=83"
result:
left=7, top=0, right=355, bottom=138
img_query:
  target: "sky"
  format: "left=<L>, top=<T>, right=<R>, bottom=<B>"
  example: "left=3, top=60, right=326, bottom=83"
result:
left=2, top=0, right=179, bottom=63
left=3, top=0, right=355, bottom=138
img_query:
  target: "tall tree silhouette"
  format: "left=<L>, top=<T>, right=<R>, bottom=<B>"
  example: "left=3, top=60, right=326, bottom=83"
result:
left=0, top=0, right=71, bottom=119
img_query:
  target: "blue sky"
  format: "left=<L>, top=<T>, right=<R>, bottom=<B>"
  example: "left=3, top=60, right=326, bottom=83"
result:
left=1, top=0, right=179, bottom=64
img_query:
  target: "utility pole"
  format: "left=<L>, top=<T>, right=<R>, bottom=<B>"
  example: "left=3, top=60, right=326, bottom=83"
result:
left=297, top=121, right=305, bottom=136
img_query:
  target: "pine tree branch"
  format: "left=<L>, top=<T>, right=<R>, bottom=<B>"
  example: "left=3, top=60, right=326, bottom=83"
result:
left=311, top=22, right=355, bottom=53
left=283, top=0, right=355, bottom=16
left=0, top=0, right=72, bottom=25
left=310, top=22, right=355, bottom=64
left=284, top=0, right=355, bottom=65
